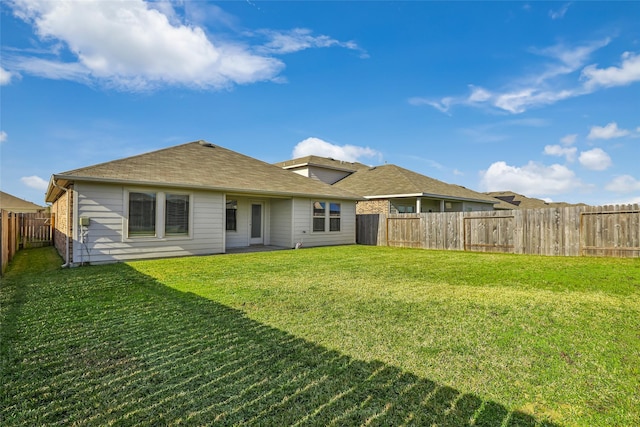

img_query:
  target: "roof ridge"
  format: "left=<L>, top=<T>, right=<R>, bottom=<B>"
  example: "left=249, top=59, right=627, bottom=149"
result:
left=60, top=140, right=201, bottom=175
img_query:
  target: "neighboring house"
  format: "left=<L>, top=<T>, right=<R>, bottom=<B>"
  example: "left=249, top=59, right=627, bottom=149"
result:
left=486, top=191, right=588, bottom=210
left=276, top=157, right=497, bottom=214
left=0, top=191, right=46, bottom=213
left=45, top=141, right=361, bottom=266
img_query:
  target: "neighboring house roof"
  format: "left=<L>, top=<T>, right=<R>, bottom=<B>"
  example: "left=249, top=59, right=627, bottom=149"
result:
left=485, top=191, right=588, bottom=209
left=46, top=141, right=362, bottom=203
left=275, top=156, right=370, bottom=173
left=0, top=191, right=45, bottom=213
left=334, top=164, right=497, bottom=204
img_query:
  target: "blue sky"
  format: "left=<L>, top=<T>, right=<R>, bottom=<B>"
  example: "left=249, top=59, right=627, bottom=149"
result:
left=1, top=1, right=639, bottom=207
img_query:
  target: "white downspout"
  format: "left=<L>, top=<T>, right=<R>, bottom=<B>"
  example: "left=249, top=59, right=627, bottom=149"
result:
left=52, top=181, right=70, bottom=268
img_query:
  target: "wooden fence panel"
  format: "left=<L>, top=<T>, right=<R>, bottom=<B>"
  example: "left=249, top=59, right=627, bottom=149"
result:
left=19, top=213, right=52, bottom=248
left=580, top=204, right=640, bottom=257
left=1, top=210, right=20, bottom=275
left=464, top=212, right=517, bottom=253
left=356, top=214, right=385, bottom=245
left=387, top=215, right=421, bottom=248
left=356, top=205, right=640, bottom=258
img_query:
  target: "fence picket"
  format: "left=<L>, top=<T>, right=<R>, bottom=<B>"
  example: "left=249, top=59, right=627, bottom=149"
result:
left=357, top=205, right=640, bottom=258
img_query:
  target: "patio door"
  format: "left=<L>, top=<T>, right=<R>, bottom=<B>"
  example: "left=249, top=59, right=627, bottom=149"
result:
left=250, top=203, right=263, bottom=245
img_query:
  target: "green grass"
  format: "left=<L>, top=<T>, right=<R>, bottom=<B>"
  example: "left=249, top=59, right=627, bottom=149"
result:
left=1, top=246, right=639, bottom=426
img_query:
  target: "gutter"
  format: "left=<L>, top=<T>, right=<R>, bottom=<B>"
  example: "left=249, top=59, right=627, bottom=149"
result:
left=52, top=180, right=71, bottom=268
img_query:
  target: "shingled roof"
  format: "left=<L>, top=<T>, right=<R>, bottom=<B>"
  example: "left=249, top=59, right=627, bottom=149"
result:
left=485, top=191, right=588, bottom=209
left=275, top=155, right=370, bottom=172
left=333, top=164, right=497, bottom=203
left=0, top=191, right=45, bottom=212
left=46, top=141, right=361, bottom=203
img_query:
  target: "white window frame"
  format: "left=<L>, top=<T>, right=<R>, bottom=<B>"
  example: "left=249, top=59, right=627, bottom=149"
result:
left=124, top=189, right=193, bottom=241
left=312, top=200, right=342, bottom=233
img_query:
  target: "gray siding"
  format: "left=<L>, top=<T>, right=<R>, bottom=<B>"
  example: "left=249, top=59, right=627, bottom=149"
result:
left=270, top=199, right=293, bottom=248
left=308, top=166, right=352, bottom=185
left=225, top=197, right=250, bottom=248
left=293, top=198, right=356, bottom=247
left=73, top=182, right=224, bottom=265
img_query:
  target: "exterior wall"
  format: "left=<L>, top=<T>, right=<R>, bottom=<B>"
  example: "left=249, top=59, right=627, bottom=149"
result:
left=51, top=185, right=73, bottom=263
left=360, top=198, right=494, bottom=214
left=307, top=166, right=352, bottom=185
left=225, top=197, right=250, bottom=248
left=72, top=182, right=224, bottom=265
left=293, top=198, right=356, bottom=247
left=270, top=199, right=293, bottom=248
left=356, top=199, right=390, bottom=214
left=289, top=166, right=352, bottom=185
left=461, top=201, right=495, bottom=212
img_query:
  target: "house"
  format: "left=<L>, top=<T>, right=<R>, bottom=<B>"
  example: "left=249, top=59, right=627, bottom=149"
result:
left=0, top=191, right=46, bottom=213
left=486, top=191, right=588, bottom=210
left=45, top=141, right=361, bottom=266
left=276, top=156, right=497, bottom=214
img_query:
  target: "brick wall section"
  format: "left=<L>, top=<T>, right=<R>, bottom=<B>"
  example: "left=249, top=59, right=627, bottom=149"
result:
left=356, top=199, right=390, bottom=214
left=51, top=186, right=73, bottom=264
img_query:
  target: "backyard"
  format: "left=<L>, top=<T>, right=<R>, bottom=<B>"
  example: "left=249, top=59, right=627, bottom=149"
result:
left=1, top=245, right=639, bottom=426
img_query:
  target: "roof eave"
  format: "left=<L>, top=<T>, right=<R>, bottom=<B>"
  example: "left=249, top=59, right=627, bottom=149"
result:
left=364, top=192, right=496, bottom=204
left=47, top=175, right=363, bottom=201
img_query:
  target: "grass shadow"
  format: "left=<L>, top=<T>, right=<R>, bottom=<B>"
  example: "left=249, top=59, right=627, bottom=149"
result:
left=1, top=248, right=558, bottom=426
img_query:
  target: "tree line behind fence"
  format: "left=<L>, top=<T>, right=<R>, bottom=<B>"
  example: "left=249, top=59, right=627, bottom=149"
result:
left=356, top=204, right=640, bottom=258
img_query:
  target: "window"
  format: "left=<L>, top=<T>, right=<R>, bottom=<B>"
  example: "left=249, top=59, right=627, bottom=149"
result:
left=128, top=192, right=156, bottom=236
left=165, top=194, right=189, bottom=235
left=313, top=201, right=326, bottom=232
left=329, top=203, right=341, bottom=231
left=226, top=200, right=237, bottom=231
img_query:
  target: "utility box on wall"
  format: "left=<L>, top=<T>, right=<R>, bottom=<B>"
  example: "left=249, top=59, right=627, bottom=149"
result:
left=79, top=217, right=90, bottom=226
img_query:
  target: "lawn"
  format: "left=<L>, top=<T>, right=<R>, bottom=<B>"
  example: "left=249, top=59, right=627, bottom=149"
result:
left=1, top=246, right=639, bottom=426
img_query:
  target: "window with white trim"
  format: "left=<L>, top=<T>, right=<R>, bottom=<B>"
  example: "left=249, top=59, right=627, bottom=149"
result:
left=128, top=192, right=156, bottom=236
left=313, top=201, right=326, bottom=232
left=329, top=203, right=341, bottom=231
left=165, top=194, right=189, bottom=235
left=226, top=200, right=237, bottom=231
left=127, top=190, right=191, bottom=239
left=313, top=201, right=341, bottom=232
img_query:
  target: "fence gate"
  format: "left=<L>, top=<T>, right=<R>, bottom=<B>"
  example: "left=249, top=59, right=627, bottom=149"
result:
left=463, top=215, right=516, bottom=253
left=386, top=215, right=422, bottom=248
left=580, top=208, right=640, bottom=257
left=19, top=213, right=52, bottom=248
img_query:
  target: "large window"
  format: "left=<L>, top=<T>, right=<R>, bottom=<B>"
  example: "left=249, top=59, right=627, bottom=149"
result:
left=313, top=201, right=326, bottom=232
left=313, top=201, right=341, bottom=232
left=165, top=194, right=189, bottom=235
left=128, top=192, right=156, bottom=236
left=329, top=203, right=341, bottom=232
left=226, top=200, right=237, bottom=231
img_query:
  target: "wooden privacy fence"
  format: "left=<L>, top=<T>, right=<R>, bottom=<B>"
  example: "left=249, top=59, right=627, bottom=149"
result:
left=356, top=204, right=640, bottom=258
left=1, top=210, right=52, bottom=275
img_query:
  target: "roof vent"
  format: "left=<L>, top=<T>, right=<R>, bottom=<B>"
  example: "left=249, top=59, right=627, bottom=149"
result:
left=198, top=140, right=215, bottom=148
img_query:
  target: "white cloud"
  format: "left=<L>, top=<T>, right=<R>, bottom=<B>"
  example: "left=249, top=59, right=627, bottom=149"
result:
left=560, top=133, right=578, bottom=145
left=411, top=38, right=639, bottom=115
left=408, top=96, right=454, bottom=114
left=587, top=122, right=630, bottom=140
left=579, top=148, right=612, bottom=171
left=258, top=28, right=367, bottom=58
left=549, top=3, right=571, bottom=20
left=582, top=51, right=640, bottom=89
left=479, top=161, right=582, bottom=196
left=7, top=0, right=284, bottom=91
left=292, top=137, right=381, bottom=163
left=21, top=175, right=49, bottom=191
left=0, top=131, right=7, bottom=143
left=605, top=175, right=640, bottom=193
left=0, top=67, right=15, bottom=85
left=544, top=144, right=577, bottom=162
